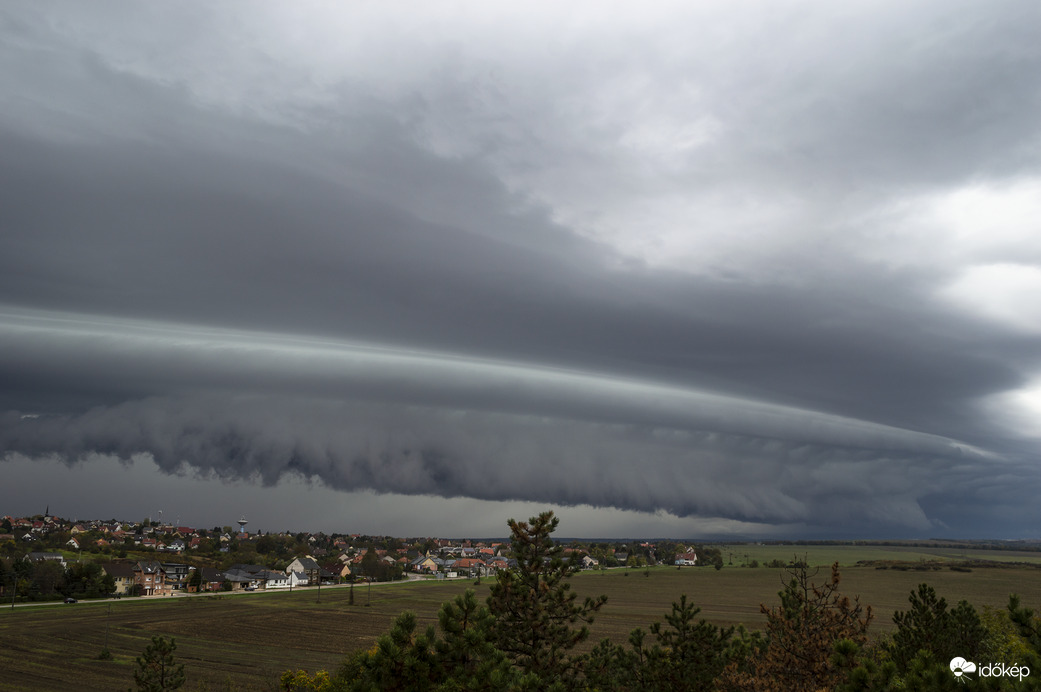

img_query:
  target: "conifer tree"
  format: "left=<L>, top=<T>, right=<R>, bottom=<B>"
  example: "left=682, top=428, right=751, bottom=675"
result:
left=889, top=583, right=987, bottom=672
left=585, top=595, right=739, bottom=691
left=433, top=589, right=517, bottom=691
left=133, top=635, right=186, bottom=691
left=718, top=563, right=872, bottom=692
left=486, top=511, right=607, bottom=688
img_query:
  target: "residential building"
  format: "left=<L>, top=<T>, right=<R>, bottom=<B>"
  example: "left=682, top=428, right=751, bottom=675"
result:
left=133, top=561, right=167, bottom=596
left=100, top=563, right=135, bottom=595
left=286, top=556, right=321, bottom=584
left=25, top=552, right=65, bottom=567
left=162, top=563, right=191, bottom=591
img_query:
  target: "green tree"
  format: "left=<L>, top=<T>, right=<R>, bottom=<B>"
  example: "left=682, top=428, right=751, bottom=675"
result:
left=133, top=635, right=186, bottom=691
left=65, top=561, right=115, bottom=597
left=644, top=594, right=735, bottom=690
left=257, top=535, right=278, bottom=555
left=30, top=559, right=65, bottom=599
left=1008, top=594, right=1041, bottom=654
left=433, top=589, right=517, bottom=690
left=280, top=668, right=341, bottom=691
left=333, top=589, right=535, bottom=691
left=586, top=594, right=739, bottom=691
left=340, top=611, right=438, bottom=691
left=1006, top=595, right=1041, bottom=691
left=486, top=511, right=607, bottom=688
left=889, top=583, right=987, bottom=672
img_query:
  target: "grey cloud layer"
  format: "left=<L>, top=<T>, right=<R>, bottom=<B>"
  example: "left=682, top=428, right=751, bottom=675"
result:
left=0, top=312, right=1017, bottom=533
left=0, top=397, right=977, bottom=532
left=2, top=1, right=1040, bottom=536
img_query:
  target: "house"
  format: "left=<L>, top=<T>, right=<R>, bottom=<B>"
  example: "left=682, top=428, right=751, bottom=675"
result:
left=133, top=561, right=168, bottom=596
left=410, top=556, right=437, bottom=573
left=287, top=570, right=308, bottom=588
left=66, top=537, right=80, bottom=550
left=258, top=570, right=289, bottom=589
left=197, top=567, right=226, bottom=592
left=450, top=558, right=486, bottom=578
left=581, top=555, right=599, bottom=570
left=286, top=556, right=322, bottom=584
left=162, top=563, right=191, bottom=591
left=227, top=563, right=269, bottom=576
left=324, top=562, right=352, bottom=582
left=221, top=569, right=256, bottom=591
left=674, top=552, right=698, bottom=566
left=25, top=552, right=65, bottom=567
left=100, top=563, right=136, bottom=595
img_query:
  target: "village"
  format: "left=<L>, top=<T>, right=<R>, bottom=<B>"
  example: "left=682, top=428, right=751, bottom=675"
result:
left=1, top=509, right=705, bottom=602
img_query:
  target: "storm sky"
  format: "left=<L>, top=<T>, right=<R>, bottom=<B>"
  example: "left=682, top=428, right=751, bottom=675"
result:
left=2, top=1, right=1040, bottom=538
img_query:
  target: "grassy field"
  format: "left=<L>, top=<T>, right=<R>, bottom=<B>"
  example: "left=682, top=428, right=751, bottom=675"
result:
left=710, top=543, right=1041, bottom=567
left=4, top=564, right=1041, bottom=691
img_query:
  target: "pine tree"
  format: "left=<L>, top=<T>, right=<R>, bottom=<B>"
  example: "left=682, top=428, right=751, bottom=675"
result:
left=585, top=595, right=738, bottom=691
left=433, top=589, right=517, bottom=691
left=486, top=511, right=607, bottom=688
left=889, top=583, right=987, bottom=672
left=717, top=563, right=872, bottom=692
left=340, top=591, right=523, bottom=691
left=133, top=635, right=186, bottom=691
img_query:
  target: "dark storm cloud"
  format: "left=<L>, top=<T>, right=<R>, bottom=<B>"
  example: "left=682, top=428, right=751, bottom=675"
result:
left=0, top=310, right=1027, bottom=534
left=1, top=397, right=999, bottom=532
left=2, top=1, right=1040, bottom=536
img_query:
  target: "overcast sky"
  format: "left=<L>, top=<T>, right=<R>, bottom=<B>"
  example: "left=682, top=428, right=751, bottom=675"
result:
left=2, top=1, right=1040, bottom=539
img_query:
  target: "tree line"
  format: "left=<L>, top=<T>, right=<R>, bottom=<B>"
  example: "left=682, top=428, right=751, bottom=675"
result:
left=1, top=557, right=115, bottom=601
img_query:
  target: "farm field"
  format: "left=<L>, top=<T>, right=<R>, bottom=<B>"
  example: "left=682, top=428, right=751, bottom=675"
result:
left=570, top=563, right=1041, bottom=643
left=709, top=543, right=1041, bottom=567
left=3, top=564, right=1041, bottom=691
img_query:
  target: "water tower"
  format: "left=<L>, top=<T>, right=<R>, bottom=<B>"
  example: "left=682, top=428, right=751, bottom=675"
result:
left=237, top=516, right=248, bottom=535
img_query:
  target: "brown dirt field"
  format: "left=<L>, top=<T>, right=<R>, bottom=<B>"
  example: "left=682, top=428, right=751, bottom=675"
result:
left=2, top=565, right=1039, bottom=690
